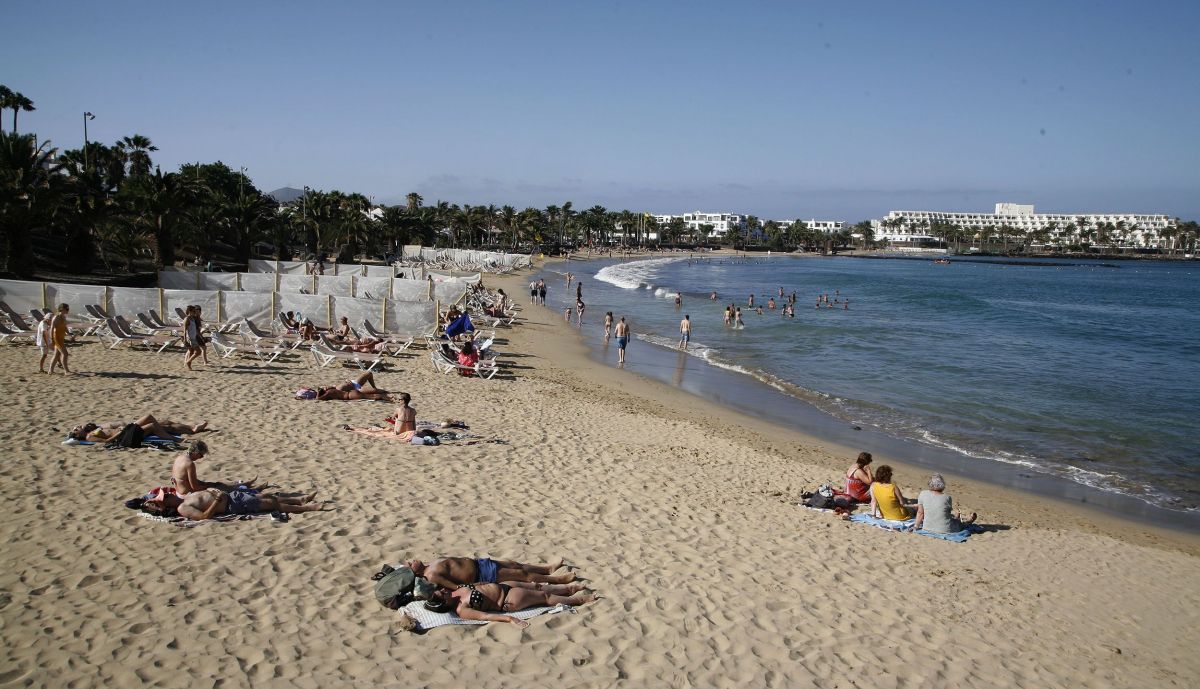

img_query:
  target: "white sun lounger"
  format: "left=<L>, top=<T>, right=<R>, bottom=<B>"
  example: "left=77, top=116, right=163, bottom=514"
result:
left=244, top=318, right=304, bottom=349
left=361, top=320, right=415, bottom=350
left=210, top=332, right=284, bottom=364
left=310, top=343, right=384, bottom=371
left=429, top=349, right=499, bottom=379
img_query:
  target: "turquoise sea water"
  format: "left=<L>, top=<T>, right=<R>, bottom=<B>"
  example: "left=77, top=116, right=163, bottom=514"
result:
left=540, top=254, right=1200, bottom=515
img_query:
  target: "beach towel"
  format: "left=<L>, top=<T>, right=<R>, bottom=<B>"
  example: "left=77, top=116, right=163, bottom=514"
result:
left=64, top=434, right=181, bottom=447
left=849, top=513, right=983, bottom=542
left=398, top=600, right=572, bottom=631
left=135, top=510, right=275, bottom=528
left=444, top=314, right=475, bottom=339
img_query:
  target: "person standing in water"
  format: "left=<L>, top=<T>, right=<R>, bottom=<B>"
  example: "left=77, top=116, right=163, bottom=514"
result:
left=678, top=314, right=691, bottom=350
left=603, top=312, right=613, bottom=340
left=614, top=317, right=629, bottom=365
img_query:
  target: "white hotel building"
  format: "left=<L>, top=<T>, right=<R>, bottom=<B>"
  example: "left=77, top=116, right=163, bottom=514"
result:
left=771, top=219, right=845, bottom=234
left=871, top=203, right=1175, bottom=249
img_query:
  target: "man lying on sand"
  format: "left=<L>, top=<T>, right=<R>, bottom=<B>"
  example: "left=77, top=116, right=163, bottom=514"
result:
left=70, top=414, right=208, bottom=442
left=310, top=372, right=392, bottom=401
left=142, top=487, right=324, bottom=520
left=406, top=556, right=574, bottom=590
left=423, top=581, right=594, bottom=628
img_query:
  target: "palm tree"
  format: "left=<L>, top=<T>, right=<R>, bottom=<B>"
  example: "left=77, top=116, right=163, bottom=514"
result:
left=117, top=135, right=158, bottom=177
left=125, top=166, right=198, bottom=268
left=0, top=131, right=61, bottom=276
left=405, top=192, right=423, bottom=213
left=0, top=88, right=35, bottom=133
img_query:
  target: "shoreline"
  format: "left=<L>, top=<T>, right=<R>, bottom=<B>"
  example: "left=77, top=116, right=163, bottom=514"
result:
left=494, top=260, right=1200, bottom=547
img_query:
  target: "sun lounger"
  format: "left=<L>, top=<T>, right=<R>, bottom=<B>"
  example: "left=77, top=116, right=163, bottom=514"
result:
left=210, top=331, right=284, bottom=364
left=0, top=302, right=34, bottom=332
left=149, top=309, right=177, bottom=327
left=244, top=318, right=304, bottom=349
left=137, top=312, right=178, bottom=333
left=310, top=343, right=384, bottom=371
left=0, top=321, right=32, bottom=344
left=102, top=317, right=179, bottom=352
left=361, top=320, right=415, bottom=350
left=429, top=349, right=499, bottom=379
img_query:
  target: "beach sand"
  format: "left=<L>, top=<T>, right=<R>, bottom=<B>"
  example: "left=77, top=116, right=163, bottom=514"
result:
left=1, top=264, right=1198, bottom=688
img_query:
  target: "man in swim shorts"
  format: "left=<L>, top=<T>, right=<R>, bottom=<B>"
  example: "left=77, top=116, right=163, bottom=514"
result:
left=144, top=487, right=323, bottom=520
left=405, top=556, right=574, bottom=590
left=678, top=314, right=690, bottom=350
left=614, top=316, right=629, bottom=364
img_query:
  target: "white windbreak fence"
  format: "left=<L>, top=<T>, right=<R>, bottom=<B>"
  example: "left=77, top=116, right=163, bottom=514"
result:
left=158, top=272, right=200, bottom=290
left=206, top=273, right=239, bottom=292
left=383, top=300, right=438, bottom=336
left=433, top=282, right=467, bottom=305
left=316, top=275, right=355, bottom=296
left=0, top=279, right=46, bottom=315
left=356, top=276, right=393, bottom=299
left=163, top=290, right=220, bottom=323
left=238, top=273, right=278, bottom=293
left=365, top=265, right=398, bottom=277
left=109, top=288, right=164, bottom=322
left=391, top=278, right=431, bottom=302
left=428, top=270, right=482, bottom=284
left=223, top=292, right=273, bottom=328
left=248, top=259, right=309, bottom=274
left=393, top=266, right=425, bottom=280
left=0, top=278, right=440, bottom=335
left=278, top=274, right=317, bottom=294
left=45, top=283, right=106, bottom=317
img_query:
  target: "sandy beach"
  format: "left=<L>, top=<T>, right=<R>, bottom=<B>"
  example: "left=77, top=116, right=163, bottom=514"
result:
left=2, top=262, right=1198, bottom=689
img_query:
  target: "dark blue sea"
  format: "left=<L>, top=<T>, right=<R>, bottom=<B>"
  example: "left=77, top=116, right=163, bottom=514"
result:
left=538, top=254, right=1200, bottom=517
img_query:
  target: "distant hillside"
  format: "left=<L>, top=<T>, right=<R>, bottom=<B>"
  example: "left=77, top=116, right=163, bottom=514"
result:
left=268, top=187, right=304, bottom=203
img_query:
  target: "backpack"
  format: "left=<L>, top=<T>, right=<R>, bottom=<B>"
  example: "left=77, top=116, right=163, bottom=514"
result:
left=104, top=423, right=145, bottom=450
left=371, top=564, right=416, bottom=610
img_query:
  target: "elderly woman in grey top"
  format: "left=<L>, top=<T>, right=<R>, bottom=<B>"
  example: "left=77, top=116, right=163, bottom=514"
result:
left=912, top=474, right=977, bottom=533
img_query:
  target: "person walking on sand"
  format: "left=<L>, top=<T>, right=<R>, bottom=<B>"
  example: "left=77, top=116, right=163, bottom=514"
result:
left=615, top=316, right=629, bottom=365
left=529, top=278, right=537, bottom=305
left=538, top=279, right=547, bottom=306
left=48, top=303, right=72, bottom=375
left=183, top=305, right=203, bottom=370
left=35, top=312, right=52, bottom=373
left=679, top=314, right=691, bottom=350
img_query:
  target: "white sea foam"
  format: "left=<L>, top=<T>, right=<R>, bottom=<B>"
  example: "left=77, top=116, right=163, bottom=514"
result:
left=595, top=256, right=689, bottom=291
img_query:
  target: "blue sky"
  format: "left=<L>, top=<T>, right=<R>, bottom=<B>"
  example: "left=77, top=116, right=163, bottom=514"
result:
left=5, top=1, right=1198, bottom=219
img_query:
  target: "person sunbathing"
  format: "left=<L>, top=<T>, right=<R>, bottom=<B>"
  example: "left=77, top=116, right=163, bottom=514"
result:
left=281, top=311, right=300, bottom=331
left=143, top=487, right=324, bottom=520
left=423, top=582, right=594, bottom=628
left=332, top=316, right=355, bottom=342
left=70, top=414, right=208, bottom=442
left=314, top=372, right=392, bottom=400
left=405, top=556, right=574, bottom=591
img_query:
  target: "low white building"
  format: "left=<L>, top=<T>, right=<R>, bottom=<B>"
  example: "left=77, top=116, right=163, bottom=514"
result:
left=872, top=203, right=1176, bottom=249
left=770, top=219, right=845, bottom=235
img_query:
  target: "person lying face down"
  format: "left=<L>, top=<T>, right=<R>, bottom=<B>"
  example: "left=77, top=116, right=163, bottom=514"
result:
left=140, top=487, right=324, bottom=521
left=404, top=556, right=574, bottom=591
left=423, top=581, right=595, bottom=628
left=307, top=372, right=392, bottom=401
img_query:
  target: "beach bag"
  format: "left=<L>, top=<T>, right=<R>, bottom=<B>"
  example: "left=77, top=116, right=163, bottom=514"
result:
left=295, top=387, right=317, bottom=400
left=806, top=484, right=836, bottom=509
left=372, top=564, right=416, bottom=610
left=105, top=423, right=144, bottom=450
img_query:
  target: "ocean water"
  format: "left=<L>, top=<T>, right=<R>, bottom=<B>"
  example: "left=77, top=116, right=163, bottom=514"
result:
left=541, top=254, right=1200, bottom=515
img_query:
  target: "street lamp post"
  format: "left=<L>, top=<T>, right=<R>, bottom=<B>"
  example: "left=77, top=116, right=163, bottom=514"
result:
left=82, top=111, right=95, bottom=171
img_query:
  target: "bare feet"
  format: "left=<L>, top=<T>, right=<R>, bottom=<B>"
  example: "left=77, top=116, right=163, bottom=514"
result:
left=964, top=512, right=977, bottom=525
left=548, top=557, right=564, bottom=571
left=575, top=591, right=597, bottom=604
left=303, top=490, right=319, bottom=503
left=193, top=421, right=208, bottom=433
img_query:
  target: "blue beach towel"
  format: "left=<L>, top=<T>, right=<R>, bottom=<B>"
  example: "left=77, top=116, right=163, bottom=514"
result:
left=444, top=314, right=475, bottom=339
left=849, top=513, right=983, bottom=542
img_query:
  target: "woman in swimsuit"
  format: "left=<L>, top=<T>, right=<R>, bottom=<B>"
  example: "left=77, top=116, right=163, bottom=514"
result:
left=332, top=316, right=354, bottom=342
left=424, top=581, right=594, bottom=628
left=844, top=452, right=874, bottom=503
left=314, top=373, right=391, bottom=400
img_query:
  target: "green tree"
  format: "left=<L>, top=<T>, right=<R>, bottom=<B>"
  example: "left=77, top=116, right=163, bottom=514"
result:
left=117, top=135, right=157, bottom=177
left=0, top=131, right=61, bottom=276
left=0, top=87, right=35, bottom=134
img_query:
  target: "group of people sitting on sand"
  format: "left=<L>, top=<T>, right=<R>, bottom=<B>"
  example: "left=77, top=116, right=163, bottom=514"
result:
left=375, top=555, right=594, bottom=629
left=832, top=452, right=977, bottom=533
